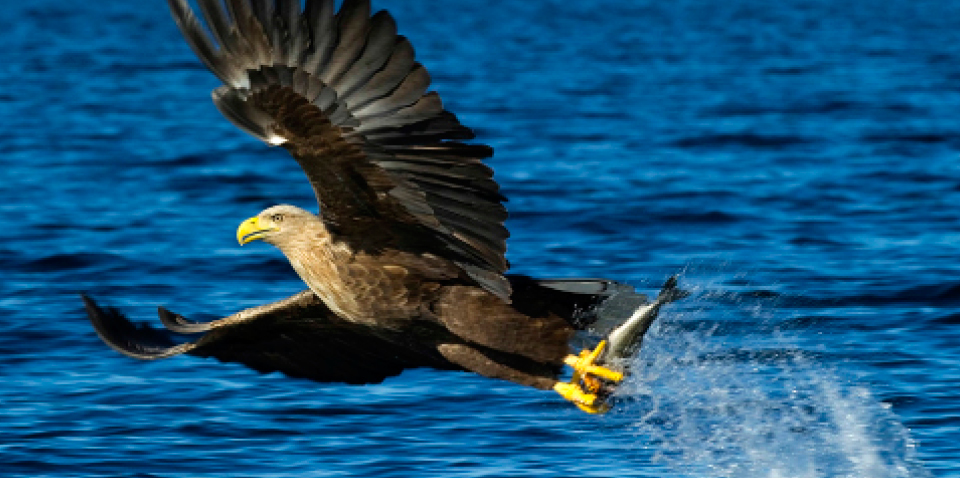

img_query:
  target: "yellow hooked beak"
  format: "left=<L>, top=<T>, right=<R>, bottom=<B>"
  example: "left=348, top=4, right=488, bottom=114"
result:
left=236, top=216, right=279, bottom=245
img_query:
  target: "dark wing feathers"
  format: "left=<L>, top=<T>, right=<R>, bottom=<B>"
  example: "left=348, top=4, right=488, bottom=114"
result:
left=212, top=86, right=275, bottom=140
left=320, top=1, right=369, bottom=86
left=361, top=112, right=476, bottom=144
left=196, top=0, right=232, bottom=50
left=167, top=0, right=511, bottom=298
left=352, top=65, right=431, bottom=119
left=343, top=39, right=416, bottom=109
left=83, top=295, right=183, bottom=360
left=194, top=320, right=429, bottom=384
left=83, top=293, right=459, bottom=385
left=334, top=11, right=396, bottom=96
left=303, top=0, right=336, bottom=73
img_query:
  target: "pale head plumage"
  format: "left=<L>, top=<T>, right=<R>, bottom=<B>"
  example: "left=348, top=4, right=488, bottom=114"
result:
left=236, top=204, right=323, bottom=248
left=238, top=204, right=360, bottom=320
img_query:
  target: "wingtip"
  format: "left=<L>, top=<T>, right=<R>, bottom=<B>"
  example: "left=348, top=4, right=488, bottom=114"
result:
left=80, top=292, right=95, bottom=309
left=81, top=293, right=109, bottom=324
left=166, top=0, right=193, bottom=29
left=82, top=295, right=183, bottom=360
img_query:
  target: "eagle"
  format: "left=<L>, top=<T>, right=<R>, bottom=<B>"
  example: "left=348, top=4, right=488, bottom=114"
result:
left=83, top=0, right=686, bottom=414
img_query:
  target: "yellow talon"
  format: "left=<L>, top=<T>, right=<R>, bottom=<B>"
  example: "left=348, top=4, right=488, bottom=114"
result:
left=555, top=340, right=626, bottom=414
left=577, top=401, right=611, bottom=415
left=563, top=340, right=625, bottom=383
left=553, top=383, right=611, bottom=414
left=553, top=382, right=597, bottom=407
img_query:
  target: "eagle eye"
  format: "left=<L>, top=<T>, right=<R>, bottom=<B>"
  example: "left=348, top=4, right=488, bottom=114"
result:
left=271, top=213, right=284, bottom=223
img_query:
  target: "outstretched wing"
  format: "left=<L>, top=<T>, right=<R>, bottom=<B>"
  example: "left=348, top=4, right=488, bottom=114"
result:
left=83, top=291, right=459, bottom=385
left=168, top=0, right=511, bottom=298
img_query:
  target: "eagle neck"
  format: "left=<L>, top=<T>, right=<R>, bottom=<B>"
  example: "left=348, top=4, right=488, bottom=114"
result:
left=275, top=223, right=363, bottom=321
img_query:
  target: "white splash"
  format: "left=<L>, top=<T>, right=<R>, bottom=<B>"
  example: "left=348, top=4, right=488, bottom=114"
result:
left=616, top=289, right=929, bottom=478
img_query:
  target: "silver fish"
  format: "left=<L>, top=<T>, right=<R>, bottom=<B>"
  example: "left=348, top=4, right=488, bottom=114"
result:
left=599, top=276, right=688, bottom=368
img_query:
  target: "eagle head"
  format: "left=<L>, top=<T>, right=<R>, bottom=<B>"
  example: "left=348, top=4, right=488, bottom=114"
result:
left=236, top=204, right=316, bottom=246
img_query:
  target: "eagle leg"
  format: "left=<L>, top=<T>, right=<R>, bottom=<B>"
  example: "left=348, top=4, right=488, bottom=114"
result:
left=554, top=340, right=624, bottom=414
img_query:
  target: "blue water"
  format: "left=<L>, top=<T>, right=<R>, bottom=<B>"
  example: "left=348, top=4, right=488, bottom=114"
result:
left=2, top=0, right=958, bottom=476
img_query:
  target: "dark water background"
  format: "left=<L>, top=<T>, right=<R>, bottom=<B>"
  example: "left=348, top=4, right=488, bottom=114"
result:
left=2, top=0, right=959, bottom=476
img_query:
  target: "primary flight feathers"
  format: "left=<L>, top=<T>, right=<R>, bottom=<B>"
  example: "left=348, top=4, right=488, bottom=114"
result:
left=83, top=291, right=459, bottom=384
left=169, top=0, right=511, bottom=298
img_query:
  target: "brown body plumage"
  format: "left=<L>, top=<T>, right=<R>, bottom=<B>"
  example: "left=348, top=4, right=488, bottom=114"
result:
left=84, top=0, right=677, bottom=401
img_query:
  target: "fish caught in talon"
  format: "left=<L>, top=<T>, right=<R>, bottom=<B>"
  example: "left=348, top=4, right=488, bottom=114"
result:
left=555, top=341, right=624, bottom=413
left=554, top=278, right=689, bottom=413
left=565, top=341, right=626, bottom=384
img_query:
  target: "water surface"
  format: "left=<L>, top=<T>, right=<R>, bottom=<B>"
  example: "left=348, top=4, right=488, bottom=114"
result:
left=2, top=0, right=959, bottom=476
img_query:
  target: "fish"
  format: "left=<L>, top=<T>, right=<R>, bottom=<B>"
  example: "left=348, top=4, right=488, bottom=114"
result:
left=600, top=276, right=689, bottom=369
left=556, top=276, right=689, bottom=413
